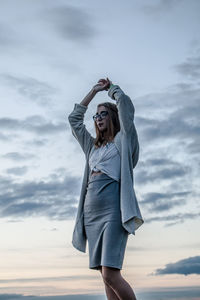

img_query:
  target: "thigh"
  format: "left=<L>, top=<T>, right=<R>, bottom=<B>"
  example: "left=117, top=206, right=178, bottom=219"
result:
left=102, top=221, right=128, bottom=262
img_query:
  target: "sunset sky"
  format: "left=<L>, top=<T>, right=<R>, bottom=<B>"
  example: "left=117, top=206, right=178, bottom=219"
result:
left=0, top=0, right=200, bottom=299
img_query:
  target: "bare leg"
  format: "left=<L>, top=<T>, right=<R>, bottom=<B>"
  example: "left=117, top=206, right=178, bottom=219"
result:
left=99, top=267, right=120, bottom=300
left=101, top=266, right=137, bottom=300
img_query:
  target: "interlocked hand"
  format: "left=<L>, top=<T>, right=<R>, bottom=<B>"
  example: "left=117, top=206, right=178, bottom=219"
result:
left=93, top=77, right=113, bottom=93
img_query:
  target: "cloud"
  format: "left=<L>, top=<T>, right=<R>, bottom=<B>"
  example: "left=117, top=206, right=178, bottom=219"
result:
left=1, top=74, right=57, bottom=106
left=141, top=0, right=184, bottom=15
left=154, top=255, right=200, bottom=275
left=186, top=140, right=200, bottom=154
left=0, top=115, right=67, bottom=136
left=132, top=61, right=200, bottom=224
left=140, top=191, right=189, bottom=212
left=134, top=81, right=200, bottom=167
left=145, top=211, right=200, bottom=226
left=43, top=5, right=98, bottom=44
left=2, top=152, right=36, bottom=161
left=0, top=171, right=81, bottom=221
left=6, top=166, right=28, bottom=176
left=25, top=138, right=49, bottom=147
left=136, top=104, right=200, bottom=142
left=174, top=53, right=200, bottom=80
left=136, top=159, right=189, bottom=185
left=0, top=132, right=14, bottom=141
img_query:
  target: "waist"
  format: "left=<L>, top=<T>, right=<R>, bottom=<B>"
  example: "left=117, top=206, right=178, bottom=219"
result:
left=91, top=170, right=103, bottom=176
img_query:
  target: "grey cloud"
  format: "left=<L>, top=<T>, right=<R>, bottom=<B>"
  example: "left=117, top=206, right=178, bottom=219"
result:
left=146, top=211, right=200, bottom=226
left=0, top=171, right=81, bottom=221
left=44, top=5, right=97, bottom=44
left=143, top=158, right=174, bottom=166
left=26, top=138, right=49, bottom=147
left=174, top=54, right=200, bottom=79
left=6, top=166, right=28, bottom=176
left=140, top=191, right=189, bottom=212
left=1, top=74, right=57, bottom=106
left=137, top=112, right=200, bottom=142
left=145, top=165, right=187, bottom=180
left=135, top=82, right=200, bottom=113
left=2, top=152, right=36, bottom=161
left=141, top=191, right=190, bottom=204
left=0, top=132, right=13, bottom=141
left=135, top=158, right=189, bottom=185
left=2, top=202, right=49, bottom=217
left=136, top=96, right=200, bottom=145
left=154, top=256, right=200, bottom=276
left=186, top=140, right=200, bottom=154
left=134, top=81, right=200, bottom=190
left=0, top=115, right=67, bottom=136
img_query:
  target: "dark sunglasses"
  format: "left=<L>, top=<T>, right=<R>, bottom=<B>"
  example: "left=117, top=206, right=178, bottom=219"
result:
left=93, top=111, right=108, bottom=121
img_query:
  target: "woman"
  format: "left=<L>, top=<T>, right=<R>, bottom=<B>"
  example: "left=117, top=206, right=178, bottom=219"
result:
left=68, top=77, right=144, bottom=300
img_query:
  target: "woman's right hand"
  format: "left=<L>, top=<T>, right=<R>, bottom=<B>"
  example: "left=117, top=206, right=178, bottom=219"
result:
left=93, top=77, right=112, bottom=93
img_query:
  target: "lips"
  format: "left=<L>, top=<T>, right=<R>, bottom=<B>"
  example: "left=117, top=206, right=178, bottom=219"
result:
left=98, top=122, right=103, bottom=127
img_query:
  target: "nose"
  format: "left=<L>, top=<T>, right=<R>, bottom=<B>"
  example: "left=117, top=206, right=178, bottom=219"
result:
left=96, top=115, right=103, bottom=121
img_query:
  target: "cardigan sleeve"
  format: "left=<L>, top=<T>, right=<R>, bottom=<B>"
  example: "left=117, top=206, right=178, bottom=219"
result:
left=68, top=103, right=94, bottom=156
left=108, top=84, right=135, bottom=133
left=108, top=84, right=139, bottom=168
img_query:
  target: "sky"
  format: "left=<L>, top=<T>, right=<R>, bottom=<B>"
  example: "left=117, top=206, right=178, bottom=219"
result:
left=0, top=0, right=200, bottom=299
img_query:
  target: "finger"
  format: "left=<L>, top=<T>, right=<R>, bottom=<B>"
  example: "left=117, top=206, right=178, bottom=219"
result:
left=106, top=78, right=112, bottom=86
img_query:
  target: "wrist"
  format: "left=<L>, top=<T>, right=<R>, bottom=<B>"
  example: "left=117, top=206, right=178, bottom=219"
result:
left=91, top=87, right=98, bottom=95
left=109, top=83, right=115, bottom=89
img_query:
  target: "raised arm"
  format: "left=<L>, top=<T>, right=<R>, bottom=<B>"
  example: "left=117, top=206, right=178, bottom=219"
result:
left=68, top=103, right=94, bottom=156
left=108, top=84, right=135, bottom=133
left=108, top=83, right=139, bottom=168
left=68, top=79, right=111, bottom=156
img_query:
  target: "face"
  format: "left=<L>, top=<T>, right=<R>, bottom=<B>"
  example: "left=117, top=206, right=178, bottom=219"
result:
left=95, top=106, right=110, bottom=132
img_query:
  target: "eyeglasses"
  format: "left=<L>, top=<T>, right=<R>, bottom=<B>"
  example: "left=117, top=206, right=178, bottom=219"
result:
left=93, top=111, right=108, bottom=121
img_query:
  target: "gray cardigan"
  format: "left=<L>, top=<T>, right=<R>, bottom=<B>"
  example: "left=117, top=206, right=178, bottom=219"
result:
left=68, top=84, right=144, bottom=253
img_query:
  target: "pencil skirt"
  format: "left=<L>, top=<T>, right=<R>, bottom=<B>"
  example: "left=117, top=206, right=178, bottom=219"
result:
left=83, top=172, right=128, bottom=270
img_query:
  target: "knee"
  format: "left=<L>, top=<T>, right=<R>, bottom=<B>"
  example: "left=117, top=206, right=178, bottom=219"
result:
left=102, top=267, right=120, bottom=286
left=102, top=272, right=112, bottom=286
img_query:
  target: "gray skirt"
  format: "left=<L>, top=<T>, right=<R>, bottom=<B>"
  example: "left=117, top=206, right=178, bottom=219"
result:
left=83, top=172, right=128, bottom=270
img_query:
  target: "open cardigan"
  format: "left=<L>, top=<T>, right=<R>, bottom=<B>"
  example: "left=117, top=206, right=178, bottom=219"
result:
left=68, top=84, right=144, bottom=253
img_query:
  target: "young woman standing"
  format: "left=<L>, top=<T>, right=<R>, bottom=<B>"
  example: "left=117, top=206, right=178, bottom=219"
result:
left=68, top=77, right=144, bottom=300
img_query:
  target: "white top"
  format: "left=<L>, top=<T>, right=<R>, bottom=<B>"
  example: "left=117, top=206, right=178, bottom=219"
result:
left=89, top=141, right=121, bottom=182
